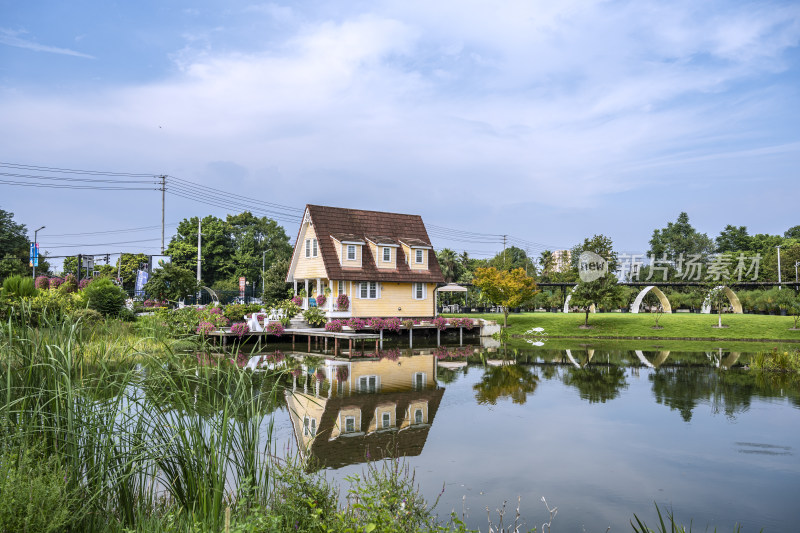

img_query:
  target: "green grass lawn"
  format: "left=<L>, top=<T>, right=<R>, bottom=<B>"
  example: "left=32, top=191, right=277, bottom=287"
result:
left=446, top=311, right=800, bottom=342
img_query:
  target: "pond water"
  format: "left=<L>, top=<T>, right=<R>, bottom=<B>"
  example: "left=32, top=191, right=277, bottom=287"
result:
left=267, top=339, right=800, bottom=532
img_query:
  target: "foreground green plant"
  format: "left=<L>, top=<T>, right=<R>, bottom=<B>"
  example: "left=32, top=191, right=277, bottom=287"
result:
left=631, top=503, right=744, bottom=533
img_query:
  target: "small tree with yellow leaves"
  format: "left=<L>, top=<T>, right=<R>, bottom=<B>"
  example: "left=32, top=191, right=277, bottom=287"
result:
left=473, top=267, right=539, bottom=327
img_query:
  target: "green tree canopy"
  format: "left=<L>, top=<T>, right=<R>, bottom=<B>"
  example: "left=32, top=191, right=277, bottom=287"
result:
left=436, top=248, right=462, bottom=283
left=785, top=225, right=800, bottom=240
left=143, top=263, right=199, bottom=302
left=0, top=208, right=50, bottom=281
left=715, top=225, right=752, bottom=253
left=648, top=212, right=714, bottom=262
left=166, top=212, right=291, bottom=289
left=486, top=246, right=535, bottom=274
left=114, top=253, right=150, bottom=291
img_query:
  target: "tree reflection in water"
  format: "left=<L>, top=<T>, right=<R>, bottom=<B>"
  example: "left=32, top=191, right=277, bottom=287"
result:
left=562, top=365, right=628, bottom=403
left=473, top=363, right=539, bottom=405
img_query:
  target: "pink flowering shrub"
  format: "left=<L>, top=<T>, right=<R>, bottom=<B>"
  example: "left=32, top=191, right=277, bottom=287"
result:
left=434, top=346, right=472, bottom=360
left=290, top=368, right=302, bottom=378
left=449, top=317, right=475, bottom=330
left=209, top=307, right=223, bottom=315
left=266, top=321, right=285, bottom=336
left=316, top=294, right=326, bottom=307
left=336, top=366, right=349, bottom=381
left=49, top=277, right=63, bottom=289
left=197, top=321, right=215, bottom=335
left=367, top=317, right=385, bottom=330
left=383, top=317, right=402, bottom=332
left=402, top=319, right=414, bottom=329
left=432, top=316, right=448, bottom=331
left=266, top=350, right=285, bottom=364
left=230, top=322, right=249, bottom=338
left=35, top=276, right=49, bottom=290
left=347, top=317, right=366, bottom=330
left=291, top=296, right=303, bottom=307
left=378, top=349, right=401, bottom=362
left=336, top=294, right=349, bottom=311
left=78, top=278, right=92, bottom=289
left=325, top=320, right=344, bottom=333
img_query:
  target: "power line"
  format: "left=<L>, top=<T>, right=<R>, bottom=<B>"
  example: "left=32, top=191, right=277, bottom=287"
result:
left=43, top=238, right=162, bottom=249
left=0, top=162, right=157, bottom=177
left=46, top=223, right=178, bottom=238
left=0, top=179, right=157, bottom=191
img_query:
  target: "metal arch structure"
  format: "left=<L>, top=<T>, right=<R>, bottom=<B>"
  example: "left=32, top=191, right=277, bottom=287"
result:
left=630, top=286, right=673, bottom=314
left=701, top=286, right=743, bottom=314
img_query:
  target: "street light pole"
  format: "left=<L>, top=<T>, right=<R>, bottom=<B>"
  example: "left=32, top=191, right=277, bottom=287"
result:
left=32, top=225, right=45, bottom=279
left=795, top=261, right=799, bottom=285
left=776, top=245, right=782, bottom=290
left=262, top=250, right=266, bottom=296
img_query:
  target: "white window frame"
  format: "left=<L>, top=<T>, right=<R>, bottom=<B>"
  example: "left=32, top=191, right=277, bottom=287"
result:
left=358, top=281, right=379, bottom=300
left=414, top=408, right=423, bottom=425
left=305, top=239, right=311, bottom=258
left=338, top=280, right=345, bottom=294
left=412, top=282, right=426, bottom=300
left=347, top=244, right=356, bottom=260
left=382, top=412, right=391, bottom=429
left=312, top=238, right=318, bottom=257
left=303, top=416, right=316, bottom=437
left=344, top=415, right=356, bottom=434
left=358, top=375, right=380, bottom=393
left=383, top=247, right=391, bottom=262
left=415, top=249, right=424, bottom=263
left=413, top=372, right=426, bottom=390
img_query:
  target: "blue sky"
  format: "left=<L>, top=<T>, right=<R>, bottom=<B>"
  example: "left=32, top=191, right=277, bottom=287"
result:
left=2, top=0, right=799, bottom=267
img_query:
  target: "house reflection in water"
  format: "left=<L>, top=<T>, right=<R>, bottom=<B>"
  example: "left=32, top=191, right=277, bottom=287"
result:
left=285, top=353, right=444, bottom=470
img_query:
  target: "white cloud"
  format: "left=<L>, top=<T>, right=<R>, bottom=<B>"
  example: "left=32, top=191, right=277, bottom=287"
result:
left=0, top=28, right=94, bottom=58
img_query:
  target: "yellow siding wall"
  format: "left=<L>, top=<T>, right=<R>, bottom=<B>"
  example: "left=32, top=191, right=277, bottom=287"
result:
left=285, top=391, right=328, bottom=448
left=351, top=282, right=435, bottom=318
left=349, top=355, right=435, bottom=393
left=294, top=224, right=328, bottom=279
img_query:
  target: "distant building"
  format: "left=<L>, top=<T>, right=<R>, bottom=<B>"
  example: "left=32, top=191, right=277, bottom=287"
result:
left=552, top=249, right=572, bottom=272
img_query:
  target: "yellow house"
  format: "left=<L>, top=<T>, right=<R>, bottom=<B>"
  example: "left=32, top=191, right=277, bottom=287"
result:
left=285, top=353, right=444, bottom=470
left=286, top=205, right=445, bottom=319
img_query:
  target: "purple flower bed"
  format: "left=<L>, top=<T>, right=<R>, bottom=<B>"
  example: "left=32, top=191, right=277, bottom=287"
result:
left=347, top=317, right=366, bottom=330
left=291, top=296, right=303, bottom=306
left=49, top=277, right=63, bottom=289
left=367, top=317, right=385, bottom=330
left=316, top=295, right=326, bottom=307
left=383, top=317, right=402, bottom=332
left=266, top=321, right=285, bottom=336
left=197, top=321, right=215, bottom=335
left=433, top=316, right=448, bottom=331
left=230, top=322, right=249, bottom=338
left=449, top=317, right=475, bottom=330
left=78, top=279, right=92, bottom=289
left=325, top=320, right=344, bottom=333
left=35, top=276, right=49, bottom=290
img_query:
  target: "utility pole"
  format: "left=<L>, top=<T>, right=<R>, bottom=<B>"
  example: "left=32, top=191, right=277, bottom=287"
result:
left=777, top=245, right=782, bottom=290
left=502, top=235, right=507, bottom=268
left=32, top=225, right=45, bottom=279
left=77, top=254, right=82, bottom=283
left=262, top=250, right=266, bottom=296
left=159, top=175, right=166, bottom=254
left=196, top=218, right=203, bottom=302
left=117, top=252, right=122, bottom=284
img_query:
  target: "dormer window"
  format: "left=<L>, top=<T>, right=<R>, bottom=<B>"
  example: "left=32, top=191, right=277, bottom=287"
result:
left=383, top=247, right=391, bottom=262
left=347, top=245, right=356, bottom=260
left=415, top=249, right=423, bottom=263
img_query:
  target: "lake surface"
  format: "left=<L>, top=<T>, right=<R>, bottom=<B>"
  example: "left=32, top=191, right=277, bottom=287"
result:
left=269, top=340, right=800, bottom=532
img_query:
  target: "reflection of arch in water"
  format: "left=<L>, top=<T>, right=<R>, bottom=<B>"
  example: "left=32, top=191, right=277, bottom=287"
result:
left=563, top=286, right=595, bottom=314
left=701, top=286, right=742, bottom=314
left=634, top=350, right=671, bottom=368
left=706, top=349, right=741, bottom=368
left=564, top=349, right=594, bottom=368
left=630, top=286, right=672, bottom=314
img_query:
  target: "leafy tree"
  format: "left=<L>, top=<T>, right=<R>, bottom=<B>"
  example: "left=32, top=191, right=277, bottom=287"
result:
left=143, top=263, right=199, bottom=302
left=83, top=278, right=127, bottom=316
left=715, top=225, right=751, bottom=253
left=487, top=246, right=534, bottom=274
left=747, top=233, right=784, bottom=256
left=0, top=208, right=50, bottom=281
left=115, top=253, right=150, bottom=291
left=570, top=272, right=623, bottom=327
left=436, top=248, right=462, bottom=283
left=571, top=234, right=619, bottom=272
left=538, top=250, right=555, bottom=276
left=785, top=225, right=800, bottom=240
left=472, top=267, right=539, bottom=327
left=648, top=212, right=714, bottom=262
left=262, top=257, right=291, bottom=306
left=760, top=241, right=800, bottom=283
left=227, top=211, right=292, bottom=284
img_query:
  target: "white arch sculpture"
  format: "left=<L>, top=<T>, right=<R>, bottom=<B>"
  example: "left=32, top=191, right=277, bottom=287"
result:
left=630, top=286, right=672, bottom=314
left=701, top=286, right=743, bottom=314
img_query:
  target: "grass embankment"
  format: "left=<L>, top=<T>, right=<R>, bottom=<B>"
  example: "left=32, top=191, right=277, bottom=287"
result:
left=448, top=312, right=800, bottom=342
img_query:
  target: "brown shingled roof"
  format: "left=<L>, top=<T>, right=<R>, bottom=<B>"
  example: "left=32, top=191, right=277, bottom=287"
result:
left=307, top=205, right=445, bottom=283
